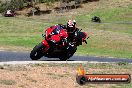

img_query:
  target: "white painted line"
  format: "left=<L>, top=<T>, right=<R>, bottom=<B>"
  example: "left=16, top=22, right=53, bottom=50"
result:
left=0, top=61, right=120, bottom=65
left=0, top=50, right=5, bottom=52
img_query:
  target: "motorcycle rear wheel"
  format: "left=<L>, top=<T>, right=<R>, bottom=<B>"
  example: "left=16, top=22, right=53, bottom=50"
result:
left=30, top=43, right=44, bottom=60
left=59, top=47, right=77, bottom=61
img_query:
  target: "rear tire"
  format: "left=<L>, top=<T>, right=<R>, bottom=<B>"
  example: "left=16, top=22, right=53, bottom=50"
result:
left=59, top=47, right=77, bottom=61
left=59, top=56, right=69, bottom=61
left=30, top=43, right=44, bottom=60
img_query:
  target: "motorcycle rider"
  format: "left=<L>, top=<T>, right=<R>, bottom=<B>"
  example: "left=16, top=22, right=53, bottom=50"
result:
left=65, top=19, right=87, bottom=48
left=66, top=20, right=88, bottom=46
left=66, top=20, right=79, bottom=41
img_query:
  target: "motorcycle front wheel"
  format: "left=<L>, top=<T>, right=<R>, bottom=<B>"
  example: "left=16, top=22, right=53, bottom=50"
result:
left=30, top=43, right=44, bottom=60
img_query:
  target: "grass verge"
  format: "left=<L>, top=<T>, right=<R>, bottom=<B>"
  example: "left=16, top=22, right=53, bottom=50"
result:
left=0, top=63, right=132, bottom=88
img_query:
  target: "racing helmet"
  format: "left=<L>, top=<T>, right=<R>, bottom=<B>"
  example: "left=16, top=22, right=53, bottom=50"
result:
left=67, top=20, right=76, bottom=33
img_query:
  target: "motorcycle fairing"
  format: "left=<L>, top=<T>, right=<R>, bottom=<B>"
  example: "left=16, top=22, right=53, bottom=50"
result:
left=42, top=39, right=50, bottom=52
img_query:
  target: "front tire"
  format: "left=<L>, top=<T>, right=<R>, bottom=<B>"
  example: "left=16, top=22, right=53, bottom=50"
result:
left=30, top=43, right=44, bottom=60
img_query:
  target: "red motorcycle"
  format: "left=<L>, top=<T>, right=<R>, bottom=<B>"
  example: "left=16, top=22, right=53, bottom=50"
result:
left=30, top=25, right=88, bottom=61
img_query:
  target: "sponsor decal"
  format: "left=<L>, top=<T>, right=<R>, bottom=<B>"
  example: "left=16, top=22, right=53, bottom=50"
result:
left=76, top=65, right=131, bottom=85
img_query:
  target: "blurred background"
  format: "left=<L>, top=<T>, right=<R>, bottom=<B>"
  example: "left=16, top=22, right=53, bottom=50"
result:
left=0, top=0, right=132, bottom=58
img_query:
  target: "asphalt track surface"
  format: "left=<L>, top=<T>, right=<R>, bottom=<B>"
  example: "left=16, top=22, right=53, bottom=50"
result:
left=0, top=51, right=132, bottom=63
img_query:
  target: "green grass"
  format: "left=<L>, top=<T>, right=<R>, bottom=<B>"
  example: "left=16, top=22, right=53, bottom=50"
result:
left=76, top=6, right=132, bottom=34
left=0, top=79, right=16, bottom=85
left=76, top=29, right=132, bottom=58
left=0, top=64, right=28, bottom=71
left=77, top=46, right=132, bottom=58
left=0, top=17, right=51, bottom=48
left=75, top=6, right=132, bottom=58
left=0, top=5, right=132, bottom=58
left=76, top=5, right=132, bottom=22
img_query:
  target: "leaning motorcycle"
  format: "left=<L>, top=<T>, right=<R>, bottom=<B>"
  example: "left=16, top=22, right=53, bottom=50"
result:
left=30, top=26, right=88, bottom=61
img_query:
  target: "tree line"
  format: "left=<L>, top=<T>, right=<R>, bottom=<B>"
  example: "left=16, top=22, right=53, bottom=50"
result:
left=0, top=0, right=98, bottom=13
left=0, top=0, right=58, bottom=13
